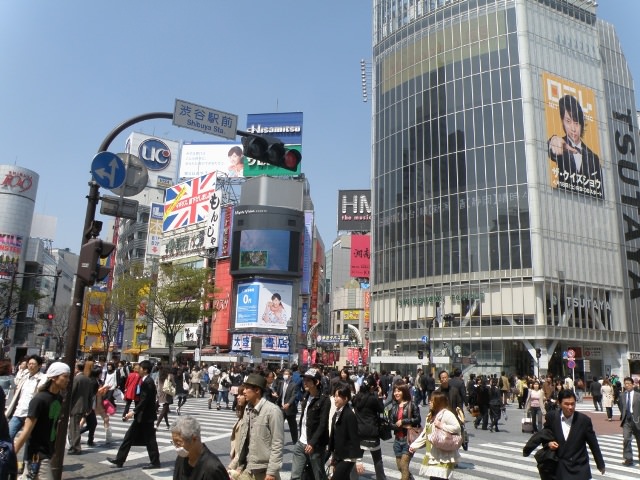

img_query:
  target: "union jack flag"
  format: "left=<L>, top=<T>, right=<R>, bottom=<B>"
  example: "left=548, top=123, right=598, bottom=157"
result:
left=163, top=172, right=217, bottom=232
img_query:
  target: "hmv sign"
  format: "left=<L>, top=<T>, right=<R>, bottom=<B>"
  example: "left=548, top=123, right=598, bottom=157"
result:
left=337, top=189, right=371, bottom=232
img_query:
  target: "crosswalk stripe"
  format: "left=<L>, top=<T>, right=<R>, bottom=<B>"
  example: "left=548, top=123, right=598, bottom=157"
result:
left=95, top=398, right=635, bottom=479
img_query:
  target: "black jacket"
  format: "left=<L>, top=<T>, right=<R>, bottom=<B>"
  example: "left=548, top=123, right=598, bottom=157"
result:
left=543, top=410, right=604, bottom=479
left=278, top=379, right=299, bottom=416
left=352, top=389, right=384, bottom=439
left=298, top=393, right=330, bottom=450
left=388, top=399, right=421, bottom=436
left=330, top=405, right=363, bottom=461
left=135, top=375, right=158, bottom=423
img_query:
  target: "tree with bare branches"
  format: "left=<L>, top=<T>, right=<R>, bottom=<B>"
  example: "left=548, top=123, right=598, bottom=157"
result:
left=112, top=263, right=214, bottom=362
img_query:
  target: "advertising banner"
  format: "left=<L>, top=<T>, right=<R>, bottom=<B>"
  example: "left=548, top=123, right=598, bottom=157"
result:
left=542, top=72, right=603, bottom=199
left=301, top=211, right=313, bottom=295
left=217, top=206, right=234, bottom=258
left=0, top=234, right=22, bottom=279
left=204, top=189, right=222, bottom=249
left=235, top=280, right=293, bottom=330
left=124, top=133, right=180, bottom=195
left=211, top=258, right=232, bottom=346
left=231, top=333, right=290, bottom=354
left=338, top=190, right=372, bottom=231
left=163, top=172, right=217, bottom=232
left=146, top=203, right=164, bottom=258
left=245, top=112, right=303, bottom=176
left=179, top=142, right=245, bottom=179
left=350, top=234, right=371, bottom=278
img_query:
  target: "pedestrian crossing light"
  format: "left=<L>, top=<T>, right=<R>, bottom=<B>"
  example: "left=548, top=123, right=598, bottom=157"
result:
left=417, top=350, right=424, bottom=360
left=241, top=134, right=302, bottom=171
left=77, top=238, right=116, bottom=285
left=535, top=347, right=542, bottom=359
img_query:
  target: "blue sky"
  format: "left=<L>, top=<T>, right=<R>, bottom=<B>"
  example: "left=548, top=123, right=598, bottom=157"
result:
left=0, top=1, right=638, bottom=254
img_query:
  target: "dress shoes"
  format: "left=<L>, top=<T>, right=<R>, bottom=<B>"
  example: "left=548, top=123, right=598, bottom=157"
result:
left=67, top=449, right=81, bottom=455
left=622, top=459, right=633, bottom=466
left=107, top=458, right=123, bottom=468
left=142, top=463, right=162, bottom=470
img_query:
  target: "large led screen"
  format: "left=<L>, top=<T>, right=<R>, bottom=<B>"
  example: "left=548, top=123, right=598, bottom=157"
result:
left=230, top=205, right=303, bottom=277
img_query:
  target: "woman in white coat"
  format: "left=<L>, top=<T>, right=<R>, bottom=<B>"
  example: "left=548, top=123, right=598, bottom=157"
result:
left=409, top=391, right=461, bottom=480
left=601, top=377, right=615, bottom=421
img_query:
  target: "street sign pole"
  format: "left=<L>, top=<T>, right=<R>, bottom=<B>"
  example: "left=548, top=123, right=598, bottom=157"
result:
left=51, top=112, right=174, bottom=480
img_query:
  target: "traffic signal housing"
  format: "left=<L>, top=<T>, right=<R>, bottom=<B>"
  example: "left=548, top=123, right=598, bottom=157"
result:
left=417, top=350, right=424, bottom=360
left=78, top=238, right=116, bottom=285
left=535, top=347, right=542, bottom=359
left=37, top=313, right=55, bottom=320
left=241, top=134, right=302, bottom=171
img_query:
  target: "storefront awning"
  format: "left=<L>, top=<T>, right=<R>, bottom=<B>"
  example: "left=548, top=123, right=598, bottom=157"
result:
left=143, top=347, right=187, bottom=357
left=122, top=348, right=148, bottom=355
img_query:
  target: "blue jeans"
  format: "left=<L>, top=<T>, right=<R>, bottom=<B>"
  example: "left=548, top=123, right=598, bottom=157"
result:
left=217, top=390, right=229, bottom=406
left=8, top=416, right=24, bottom=440
left=290, top=440, right=327, bottom=480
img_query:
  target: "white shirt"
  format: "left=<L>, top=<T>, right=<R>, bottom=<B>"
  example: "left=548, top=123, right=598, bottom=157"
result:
left=14, top=374, right=42, bottom=418
left=560, top=413, right=573, bottom=440
left=626, top=390, right=634, bottom=414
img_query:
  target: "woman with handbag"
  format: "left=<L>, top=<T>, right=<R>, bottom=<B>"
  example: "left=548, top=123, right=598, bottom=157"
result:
left=352, top=375, right=388, bottom=480
left=155, top=366, right=174, bottom=430
left=409, top=391, right=461, bottom=480
left=388, top=383, right=421, bottom=480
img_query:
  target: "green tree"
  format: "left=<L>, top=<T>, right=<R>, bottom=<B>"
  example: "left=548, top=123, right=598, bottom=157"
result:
left=113, top=263, right=214, bottom=362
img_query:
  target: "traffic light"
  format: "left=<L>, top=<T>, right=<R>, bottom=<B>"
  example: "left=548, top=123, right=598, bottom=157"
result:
left=77, top=238, right=116, bottom=285
left=37, top=313, right=54, bottom=320
left=241, top=134, right=302, bottom=171
left=535, top=347, right=542, bottom=359
left=417, top=350, right=424, bottom=359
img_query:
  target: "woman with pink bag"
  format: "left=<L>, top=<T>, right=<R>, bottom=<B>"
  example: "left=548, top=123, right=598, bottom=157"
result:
left=409, top=391, right=461, bottom=480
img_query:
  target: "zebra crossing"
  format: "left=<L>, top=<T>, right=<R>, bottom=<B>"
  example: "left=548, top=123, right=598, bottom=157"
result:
left=362, top=434, right=632, bottom=480
left=88, top=397, right=635, bottom=479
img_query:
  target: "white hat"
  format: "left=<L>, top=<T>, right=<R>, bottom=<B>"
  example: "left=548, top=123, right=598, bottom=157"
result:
left=46, top=362, right=70, bottom=378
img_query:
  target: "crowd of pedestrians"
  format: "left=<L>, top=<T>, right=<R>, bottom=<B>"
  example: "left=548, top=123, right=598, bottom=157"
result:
left=3, top=355, right=639, bottom=479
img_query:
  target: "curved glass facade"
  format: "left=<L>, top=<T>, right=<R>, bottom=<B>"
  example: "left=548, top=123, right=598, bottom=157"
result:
left=370, top=0, right=638, bottom=378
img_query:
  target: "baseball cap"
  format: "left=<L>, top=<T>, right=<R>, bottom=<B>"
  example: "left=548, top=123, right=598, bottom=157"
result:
left=303, top=368, right=322, bottom=381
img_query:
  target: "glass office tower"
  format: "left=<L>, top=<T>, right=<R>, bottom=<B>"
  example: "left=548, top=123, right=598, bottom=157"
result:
left=370, top=0, right=640, bottom=378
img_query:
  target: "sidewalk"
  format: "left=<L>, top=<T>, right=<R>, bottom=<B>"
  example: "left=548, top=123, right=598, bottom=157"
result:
left=61, top=455, right=167, bottom=480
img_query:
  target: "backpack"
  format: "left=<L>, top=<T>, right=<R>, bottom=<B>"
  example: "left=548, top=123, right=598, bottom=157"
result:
left=0, top=440, right=17, bottom=480
left=203, top=372, right=210, bottom=383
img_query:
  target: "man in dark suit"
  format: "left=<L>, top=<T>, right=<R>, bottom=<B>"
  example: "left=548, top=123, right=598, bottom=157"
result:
left=108, top=360, right=160, bottom=469
left=548, top=94, right=604, bottom=198
left=436, top=370, right=463, bottom=413
left=619, top=376, right=640, bottom=466
left=278, top=368, right=299, bottom=443
left=544, top=388, right=605, bottom=478
left=67, top=362, right=93, bottom=454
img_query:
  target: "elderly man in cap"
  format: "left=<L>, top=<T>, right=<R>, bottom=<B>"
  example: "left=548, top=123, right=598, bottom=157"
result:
left=229, top=373, right=283, bottom=480
left=14, top=361, right=71, bottom=479
left=291, top=368, right=330, bottom=480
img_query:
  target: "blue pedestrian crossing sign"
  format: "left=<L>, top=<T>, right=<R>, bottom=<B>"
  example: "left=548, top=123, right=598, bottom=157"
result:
left=91, top=152, right=126, bottom=190
left=421, top=335, right=429, bottom=343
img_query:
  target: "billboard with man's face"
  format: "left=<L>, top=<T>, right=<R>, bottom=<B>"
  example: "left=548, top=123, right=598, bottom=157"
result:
left=543, top=72, right=604, bottom=199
